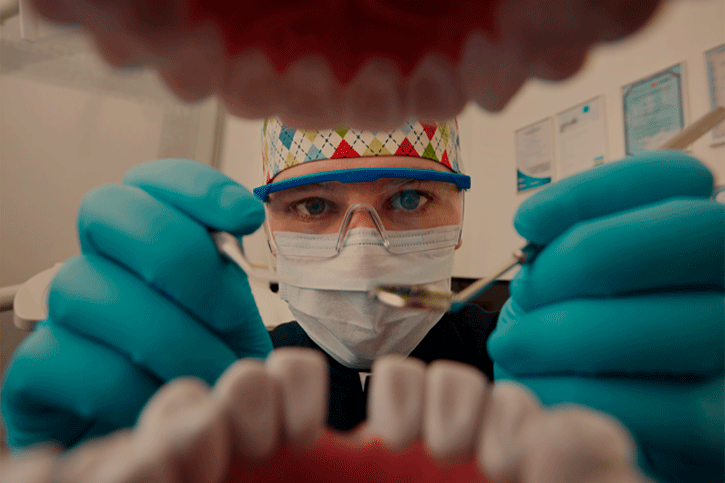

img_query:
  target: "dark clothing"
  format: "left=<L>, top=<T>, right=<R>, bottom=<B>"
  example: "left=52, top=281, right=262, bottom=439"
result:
left=269, top=304, right=498, bottom=432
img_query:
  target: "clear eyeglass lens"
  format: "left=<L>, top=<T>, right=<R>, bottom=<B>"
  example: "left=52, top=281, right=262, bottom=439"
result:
left=264, top=178, right=464, bottom=257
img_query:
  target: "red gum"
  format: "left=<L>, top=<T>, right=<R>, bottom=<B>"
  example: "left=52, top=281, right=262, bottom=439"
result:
left=184, top=0, right=502, bottom=85
left=227, top=430, right=491, bottom=483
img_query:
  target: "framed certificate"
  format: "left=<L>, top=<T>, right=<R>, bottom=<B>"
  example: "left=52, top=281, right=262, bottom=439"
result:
left=556, top=96, right=608, bottom=179
left=705, top=44, right=725, bottom=145
left=622, top=64, right=686, bottom=155
left=515, top=118, right=554, bottom=192
left=713, top=186, right=725, bottom=204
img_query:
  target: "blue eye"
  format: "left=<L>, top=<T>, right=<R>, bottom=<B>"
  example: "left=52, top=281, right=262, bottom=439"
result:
left=393, top=190, right=425, bottom=210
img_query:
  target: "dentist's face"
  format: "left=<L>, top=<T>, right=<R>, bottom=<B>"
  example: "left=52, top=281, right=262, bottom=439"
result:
left=264, top=156, right=464, bottom=250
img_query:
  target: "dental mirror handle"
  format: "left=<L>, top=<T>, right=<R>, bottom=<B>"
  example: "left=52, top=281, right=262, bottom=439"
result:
left=212, top=231, right=295, bottom=284
left=448, top=243, right=539, bottom=312
left=659, top=106, right=725, bottom=150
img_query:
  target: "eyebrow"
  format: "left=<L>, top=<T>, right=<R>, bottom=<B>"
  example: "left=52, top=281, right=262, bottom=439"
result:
left=268, top=181, right=339, bottom=198
left=268, top=178, right=445, bottom=200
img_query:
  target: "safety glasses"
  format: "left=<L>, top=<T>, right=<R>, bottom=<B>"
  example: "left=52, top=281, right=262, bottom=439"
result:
left=254, top=168, right=470, bottom=258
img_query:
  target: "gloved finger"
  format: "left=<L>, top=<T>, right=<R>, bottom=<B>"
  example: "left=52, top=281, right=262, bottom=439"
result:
left=1, top=321, right=157, bottom=450
left=49, top=255, right=239, bottom=386
left=122, top=158, right=264, bottom=236
left=493, top=365, right=724, bottom=472
left=510, top=199, right=724, bottom=310
left=513, top=153, right=713, bottom=245
left=77, top=185, right=272, bottom=358
left=489, top=293, right=724, bottom=376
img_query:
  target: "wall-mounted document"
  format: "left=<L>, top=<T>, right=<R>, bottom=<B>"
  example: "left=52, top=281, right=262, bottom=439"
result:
left=622, top=64, right=686, bottom=155
left=556, top=97, right=608, bottom=179
left=713, top=186, right=725, bottom=204
left=705, top=44, right=725, bottom=145
left=515, top=118, right=554, bottom=192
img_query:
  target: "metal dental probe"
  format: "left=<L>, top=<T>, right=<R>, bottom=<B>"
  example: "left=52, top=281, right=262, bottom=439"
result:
left=369, top=243, right=540, bottom=312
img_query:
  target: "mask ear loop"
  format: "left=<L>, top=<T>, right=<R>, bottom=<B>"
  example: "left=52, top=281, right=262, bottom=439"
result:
left=262, top=204, right=280, bottom=256
left=457, top=191, right=465, bottom=247
left=335, top=203, right=391, bottom=254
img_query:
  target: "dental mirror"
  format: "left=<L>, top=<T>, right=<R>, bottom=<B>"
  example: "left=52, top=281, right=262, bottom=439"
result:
left=369, top=244, right=538, bottom=313
left=212, top=231, right=296, bottom=284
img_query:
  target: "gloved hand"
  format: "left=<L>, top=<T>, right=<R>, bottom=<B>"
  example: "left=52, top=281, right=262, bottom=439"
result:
left=487, top=151, right=724, bottom=483
left=1, top=158, right=272, bottom=450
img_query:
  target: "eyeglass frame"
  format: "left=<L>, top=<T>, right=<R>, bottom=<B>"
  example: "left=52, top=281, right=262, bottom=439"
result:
left=253, top=168, right=471, bottom=201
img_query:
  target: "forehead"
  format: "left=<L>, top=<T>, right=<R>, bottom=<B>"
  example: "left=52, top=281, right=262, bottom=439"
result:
left=271, top=155, right=452, bottom=182
left=267, top=178, right=451, bottom=203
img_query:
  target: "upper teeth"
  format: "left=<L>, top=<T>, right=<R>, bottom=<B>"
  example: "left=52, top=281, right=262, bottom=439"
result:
left=227, top=48, right=474, bottom=131
left=0, top=348, right=651, bottom=483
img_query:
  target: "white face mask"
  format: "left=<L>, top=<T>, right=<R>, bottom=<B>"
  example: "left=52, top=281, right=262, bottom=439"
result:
left=276, top=226, right=457, bottom=369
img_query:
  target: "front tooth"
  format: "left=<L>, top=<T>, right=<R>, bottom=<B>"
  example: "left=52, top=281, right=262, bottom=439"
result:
left=53, top=430, right=134, bottom=483
left=476, top=382, right=542, bottom=482
left=0, top=444, right=59, bottom=483
left=344, top=58, right=406, bottom=131
left=132, top=378, right=230, bottom=483
left=422, top=360, right=488, bottom=462
left=157, top=25, right=223, bottom=102
left=407, top=54, right=466, bottom=121
left=518, top=406, right=637, bottom=483
left=277, top=56, right=342, bottom=130
left=221, top=49, right=279, bottom=120
left=367, top=355, right=426, bottom=450
left=92, top=452, right=172, bottom=483
left=265, top=348, right=328, bottom=450
left=135, top=377, right=211, bottom=430
left=63, top=432, right=172, bottom=483
left=460, top=31, right=528, bottom=112
left=213, top=358, right=280, bottom=460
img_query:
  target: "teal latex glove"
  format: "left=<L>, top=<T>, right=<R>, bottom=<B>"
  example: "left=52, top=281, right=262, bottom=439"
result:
left=1, top=159, right=272, bottom=450
left=488, top=151, right=724, bottom=483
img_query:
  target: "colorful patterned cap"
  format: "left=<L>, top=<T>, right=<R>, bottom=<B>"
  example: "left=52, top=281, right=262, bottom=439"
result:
left=261, top=117, right=463, bottom=183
